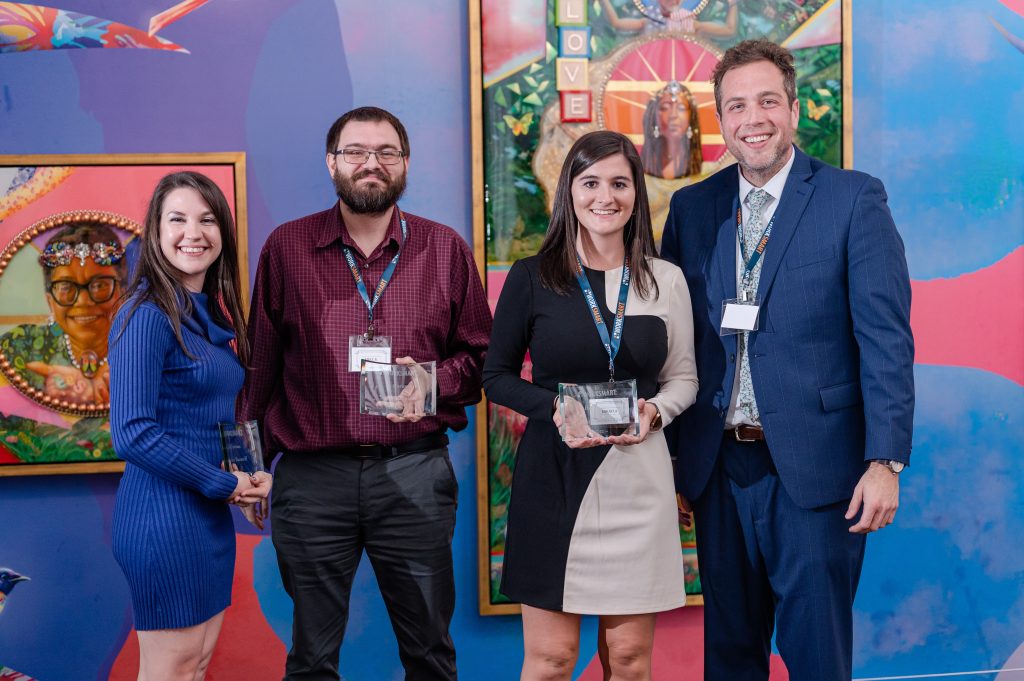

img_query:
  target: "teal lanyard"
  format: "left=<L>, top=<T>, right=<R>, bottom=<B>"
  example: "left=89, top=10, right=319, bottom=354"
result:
left=573, top=253, right=631, bottom=382
left=342, top=208, right=407, bottom=338
left=736, top=202, right=776, bottom=294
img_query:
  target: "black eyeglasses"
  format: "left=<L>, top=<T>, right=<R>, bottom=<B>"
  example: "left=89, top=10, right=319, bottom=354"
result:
left=332, top=148, right=404, bottom=165
left=49, top=276, right=119, bottom=307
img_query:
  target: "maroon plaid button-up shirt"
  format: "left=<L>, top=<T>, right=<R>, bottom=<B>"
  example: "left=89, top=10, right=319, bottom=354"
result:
left=239, top=203, right=491, bottom=451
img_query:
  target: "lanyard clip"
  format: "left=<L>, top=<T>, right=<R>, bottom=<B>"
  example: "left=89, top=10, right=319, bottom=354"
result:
left=608, top=360, right=615, bottom=383
left=365, top=321, right=375, bottom=340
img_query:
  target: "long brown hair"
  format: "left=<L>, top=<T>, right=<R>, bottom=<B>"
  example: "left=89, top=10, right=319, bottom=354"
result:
left=118, top=171, right=250, bottom=365
left=538, top=130, right=660, bottom=299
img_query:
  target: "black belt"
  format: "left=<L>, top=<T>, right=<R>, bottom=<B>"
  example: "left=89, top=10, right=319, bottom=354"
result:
left=334, top=433, right=449, bottom=460
left=724, top=425, right=766, bottom=442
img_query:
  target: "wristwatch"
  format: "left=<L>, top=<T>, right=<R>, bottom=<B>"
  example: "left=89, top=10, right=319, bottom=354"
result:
left=649, top=404, right=663, bottom=431
left=870, top=459, right=905, bottom=475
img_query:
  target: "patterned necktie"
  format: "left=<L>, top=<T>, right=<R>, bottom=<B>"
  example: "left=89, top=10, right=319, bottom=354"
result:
left=737, top=188, right=771, bottom=424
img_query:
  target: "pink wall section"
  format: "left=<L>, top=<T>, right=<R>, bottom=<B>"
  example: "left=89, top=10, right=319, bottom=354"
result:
left=911, top=247, right=1024, bottom=386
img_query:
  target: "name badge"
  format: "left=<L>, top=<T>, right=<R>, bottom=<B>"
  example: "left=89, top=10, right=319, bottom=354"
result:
left=348, top=335, right=392, bottom=372
left=721, top=294, right=760, bottom=335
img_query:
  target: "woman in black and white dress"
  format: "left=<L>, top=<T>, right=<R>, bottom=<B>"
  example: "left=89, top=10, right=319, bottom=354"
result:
left=484, top=130, right=698, bottom=680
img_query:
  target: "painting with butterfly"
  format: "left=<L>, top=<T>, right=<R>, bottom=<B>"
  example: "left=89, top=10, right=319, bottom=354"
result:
left=470, top=0, right=851, bottom=614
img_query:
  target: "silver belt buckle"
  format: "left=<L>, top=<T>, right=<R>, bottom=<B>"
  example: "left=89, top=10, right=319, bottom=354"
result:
left=734, top=426, right=758, bottom=442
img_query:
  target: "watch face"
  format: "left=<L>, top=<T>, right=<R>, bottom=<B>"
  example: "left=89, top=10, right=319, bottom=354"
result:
left=889, top=460, right=906, bottom=474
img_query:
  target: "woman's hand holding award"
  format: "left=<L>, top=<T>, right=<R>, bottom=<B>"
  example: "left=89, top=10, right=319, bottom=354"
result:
left=219, top=420, right=271, bottom=529
left=557, top=380, right=640, bottom=445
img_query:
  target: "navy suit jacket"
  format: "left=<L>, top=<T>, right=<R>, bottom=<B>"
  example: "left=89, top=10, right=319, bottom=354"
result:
left=662, top=147, right=914, bottom=509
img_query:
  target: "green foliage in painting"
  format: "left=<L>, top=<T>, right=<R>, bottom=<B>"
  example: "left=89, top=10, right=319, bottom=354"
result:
left=0, top=413, right=114, bottom=463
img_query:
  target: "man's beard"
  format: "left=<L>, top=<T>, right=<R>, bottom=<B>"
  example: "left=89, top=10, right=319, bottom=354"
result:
left=333, top=167, right=407, bottom=215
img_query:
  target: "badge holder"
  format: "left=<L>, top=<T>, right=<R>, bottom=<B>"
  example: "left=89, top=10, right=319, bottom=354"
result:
left=720, top=290, right=760, bottom=336
left=348, top=334, right=392, bottom=372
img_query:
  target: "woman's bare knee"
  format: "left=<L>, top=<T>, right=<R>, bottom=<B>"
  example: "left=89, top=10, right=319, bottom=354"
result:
left=528, top=640, right=577, bottom=665
left=521, top=605, right=581, bottom=681
left=605, top=639, right=649, bottom=677
left=598, top=614, right=656, bottom=681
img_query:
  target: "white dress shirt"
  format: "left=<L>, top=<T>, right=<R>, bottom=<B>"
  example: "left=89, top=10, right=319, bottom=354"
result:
left=726, top=146, right=796, bottom=428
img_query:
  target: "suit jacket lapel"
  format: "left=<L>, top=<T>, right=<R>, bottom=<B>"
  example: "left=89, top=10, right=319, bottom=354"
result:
left=708, top=174, right=738, bottom=357
left=756, top=148, right=815, bottom=302
left=708, top=176, right=737, bottom=307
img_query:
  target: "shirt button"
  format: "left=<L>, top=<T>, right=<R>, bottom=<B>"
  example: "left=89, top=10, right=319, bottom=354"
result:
left=729, top=353, right=736, bottom=363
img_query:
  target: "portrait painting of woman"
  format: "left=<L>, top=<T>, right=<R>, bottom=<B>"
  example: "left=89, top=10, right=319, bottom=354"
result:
left=0, top=222, right=128, bottom=410
left=641, top=80, right=704, bottom=179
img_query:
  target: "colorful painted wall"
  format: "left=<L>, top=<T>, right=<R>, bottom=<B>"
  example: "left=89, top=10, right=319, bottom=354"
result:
left=0, top=1, right=1021, bottom=680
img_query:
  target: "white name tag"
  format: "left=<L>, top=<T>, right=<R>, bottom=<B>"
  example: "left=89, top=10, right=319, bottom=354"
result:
left=721, top=303, right=760, bottom=332
left=588, top=397, right=629, bottom=425
left=358, top=356, right=393, bottom=371
left=348, top=336, right=392, bottom=372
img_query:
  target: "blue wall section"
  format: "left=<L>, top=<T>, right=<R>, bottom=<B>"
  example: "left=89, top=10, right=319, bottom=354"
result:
left=0, top=1, right=1022, bottom=679
left=853, top=0, right=1024, bottom=280
left=0, top=50, right=105, bottom=153
left=0, top=474, right=128, bottom=679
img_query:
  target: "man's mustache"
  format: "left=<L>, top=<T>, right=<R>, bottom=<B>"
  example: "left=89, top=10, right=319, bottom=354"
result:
left=352, top=169, right=390, bottom=183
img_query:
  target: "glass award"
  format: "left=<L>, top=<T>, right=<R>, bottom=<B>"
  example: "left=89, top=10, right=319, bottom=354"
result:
left=359, top=360, right=437, bottom=417
left=557, top=379, right=639, bottom=441
left=218, top=420, right=265, bottom=474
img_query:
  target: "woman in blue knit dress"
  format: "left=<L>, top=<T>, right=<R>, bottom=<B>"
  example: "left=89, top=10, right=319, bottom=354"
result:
left=110, top=171, right=271, bottom=680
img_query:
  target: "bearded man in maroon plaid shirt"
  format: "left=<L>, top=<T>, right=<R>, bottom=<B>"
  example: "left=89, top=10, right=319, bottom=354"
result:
left=240, top=107, right=491, bottom=681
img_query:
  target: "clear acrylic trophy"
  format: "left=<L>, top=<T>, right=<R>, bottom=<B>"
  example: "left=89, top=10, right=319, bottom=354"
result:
left=359, top=360, right=437, bottom=417
left=557, top=379, right=639, bottom=441
left=218, top=420, right=265, bottom=474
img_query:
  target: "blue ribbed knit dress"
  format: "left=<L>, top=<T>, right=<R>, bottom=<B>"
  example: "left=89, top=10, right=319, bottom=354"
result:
left=110, top=291, right=242, bottom=630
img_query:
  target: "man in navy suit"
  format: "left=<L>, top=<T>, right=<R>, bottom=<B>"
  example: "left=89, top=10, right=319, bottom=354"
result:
left=661, top=40, right=914, bottom=681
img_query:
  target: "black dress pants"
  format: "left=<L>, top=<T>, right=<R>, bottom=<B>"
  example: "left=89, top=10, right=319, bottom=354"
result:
left=271, top=447, right=458, bottom=681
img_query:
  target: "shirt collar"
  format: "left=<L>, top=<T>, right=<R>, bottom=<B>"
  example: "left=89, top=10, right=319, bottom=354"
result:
left=738, top=144, right=796, bottom=205
left=317, top=201, right=403, bottom=255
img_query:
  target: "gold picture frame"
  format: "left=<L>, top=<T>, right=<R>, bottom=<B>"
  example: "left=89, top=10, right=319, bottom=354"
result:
left=0, top=153, right=248, bottom=476
left=471, top=0, right=852, bottom=615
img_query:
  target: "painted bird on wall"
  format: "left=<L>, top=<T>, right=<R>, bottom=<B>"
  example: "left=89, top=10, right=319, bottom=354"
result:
left=0, top=568, right=29, bottom=616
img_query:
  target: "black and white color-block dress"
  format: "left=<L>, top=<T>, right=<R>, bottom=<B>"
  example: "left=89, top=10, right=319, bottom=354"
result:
left=483, top=255, right=698, bottom=614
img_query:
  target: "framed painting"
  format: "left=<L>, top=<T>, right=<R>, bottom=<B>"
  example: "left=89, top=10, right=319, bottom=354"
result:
left=471, top=0, right=852, bottom=614
left=0, top=153, right=248, bottom=476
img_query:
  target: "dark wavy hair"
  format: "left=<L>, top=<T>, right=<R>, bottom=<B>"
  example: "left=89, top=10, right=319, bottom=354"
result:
left=118, top=171, right=250, bottom=365
left=711, top=39, right=797, bottom=114
left=537, top=130, right=659, bottom=300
